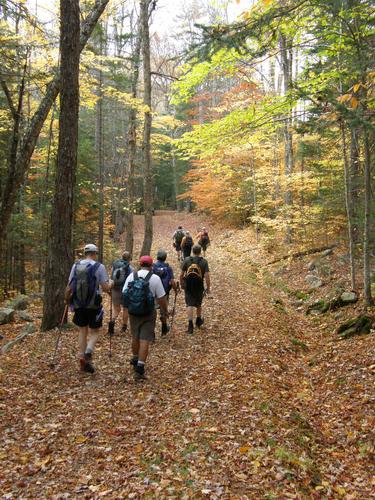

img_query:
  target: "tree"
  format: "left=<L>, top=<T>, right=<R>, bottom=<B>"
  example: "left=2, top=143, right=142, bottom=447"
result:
left=140, top=0, right=154, bottom=257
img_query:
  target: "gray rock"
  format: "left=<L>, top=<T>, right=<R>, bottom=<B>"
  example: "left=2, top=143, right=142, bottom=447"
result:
left=0, top=308, right=15, bottom=325
left=340, top=291, right=358, bottom=304
left=305, top=274, right=323, bottom=288
left=307, top=260, right=317, bottom=271
left=21, top=323, right=37, bottom=335
left=17, top=311, right=33, bottom=322
left=7, top=294, right=29, bottom=311
left=321, top=248, right=334, bottom=257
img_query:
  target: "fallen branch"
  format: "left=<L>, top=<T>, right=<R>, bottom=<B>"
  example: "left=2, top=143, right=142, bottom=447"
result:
left=266, top=245, right=336, bottom=266
left=1, top=325, right=37, bottom=354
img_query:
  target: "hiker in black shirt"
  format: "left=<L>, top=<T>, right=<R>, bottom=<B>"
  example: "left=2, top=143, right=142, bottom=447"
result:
left=180, top=244, right=210, bottom=335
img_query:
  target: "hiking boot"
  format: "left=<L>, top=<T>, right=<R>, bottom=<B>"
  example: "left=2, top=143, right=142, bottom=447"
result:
left=121, top=324, right=128, bottom=333
left=129, top=357, right=138, bottom=371
left=84, top=352, right=95, bottom=373
left=134, top=363, right=147, bottom=381
left=187, top=321, right=194, bottom=335
left=161, top=322, right=170, bottom=336
left=196, top=317, right=204, bottom=328
left=79, top=357, right=86, bottom=371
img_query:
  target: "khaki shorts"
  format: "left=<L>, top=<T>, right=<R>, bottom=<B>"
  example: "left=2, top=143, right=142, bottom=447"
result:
left=129, top=311, right=156, bottom=342
left=111, top=288, right=123, bottom=306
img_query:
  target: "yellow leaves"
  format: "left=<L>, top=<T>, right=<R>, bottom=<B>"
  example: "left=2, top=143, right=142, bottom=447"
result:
left=75, top=435, right=88, bottom=444
left=239, top=445, right=249, bottom=453
left=337, top=93, right=360, bottom=109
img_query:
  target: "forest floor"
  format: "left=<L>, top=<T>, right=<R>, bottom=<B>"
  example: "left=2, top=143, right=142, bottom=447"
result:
left=0, top=211, right=374, bottom=499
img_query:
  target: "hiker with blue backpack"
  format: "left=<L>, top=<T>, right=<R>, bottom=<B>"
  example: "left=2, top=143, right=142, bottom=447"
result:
left=122, top=255, right=168, bottom=381
left=152, top=249, right=178, bottom=336
left=66, top=244, right=112, bottom=373
left=180, top=244, right=210, bottom=335
left=110, top=251, right=133, bottom=334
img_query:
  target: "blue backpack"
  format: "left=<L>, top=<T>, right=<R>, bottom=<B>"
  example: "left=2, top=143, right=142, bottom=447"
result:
left=152, top=262, right=171, bottom=293
left=71, top=261, right=101, bottom=309
left=122, top=271, right=154, bottom=316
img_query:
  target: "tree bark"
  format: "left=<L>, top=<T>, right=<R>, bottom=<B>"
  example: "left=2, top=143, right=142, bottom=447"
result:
left=363, top=127, right=373, bottom=305
left=96, top=31, right=105, bottom=262
left=140, top=0, right=153, bottom=257
left=0, top=0, right=110, bottom=243
left=41, top=0, right=80, bottom=331
left=124, top=24, right=142, bottom=255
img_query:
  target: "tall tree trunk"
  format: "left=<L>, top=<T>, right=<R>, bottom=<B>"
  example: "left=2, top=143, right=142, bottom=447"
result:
left=363, top=127, right=373, bottom=305
left=125, top=24, right=142, bottom=255
left=41, top=0, right=80, bottom=331
left=340, top=121, right=357, bottom=290
left=0, top=0, right=109, bottom=243
left=96, top=32, right=105, bottom=262
left=140, top=0, right=153, bottom=257
left=349, top=127, right=360, bottom=244
left=279, top=33, right=294, bottom=243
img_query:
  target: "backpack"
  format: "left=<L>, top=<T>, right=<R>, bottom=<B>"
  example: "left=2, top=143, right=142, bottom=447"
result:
left=185, top=258, right=204, bottom=293
left=200, top=231, right=209, bottom=244
left=184, top=236, right=193, bottom=247
left=122, top=271, right=154, bottom=316
left=111, top=259, right=131, bottom=289
left=71, top=261, right=101, bottom=309
left=152, top=262, right=171, bottom=293
left=175, top=229, right=185, bottom=244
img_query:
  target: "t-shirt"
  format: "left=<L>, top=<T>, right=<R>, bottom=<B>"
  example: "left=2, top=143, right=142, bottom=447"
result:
left=68, top=259, right=109, bottom=290
left=181, top=256, right=209, bottom=277
left=122, top=268, right=166, bottom=299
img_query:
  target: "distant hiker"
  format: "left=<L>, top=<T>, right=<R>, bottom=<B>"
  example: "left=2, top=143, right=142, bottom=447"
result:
left=180, top=244, right=210, bottom=335
left=152, top=249, right=178, bottom=336
left=181, top=231, right=194, bottom=259
left=122, top=255, right=168, bottom=381
left=196, top=227, right=210, bottom=257
left=66, top=243, right=112, bottom=373
left=110, top=251, right=134, bottom=333
left=172, top=225, right=186, bottom=261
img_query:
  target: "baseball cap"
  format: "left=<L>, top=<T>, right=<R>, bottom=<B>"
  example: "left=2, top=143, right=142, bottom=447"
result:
left=140, top=255, right=153, bottom=266
left=84, top=243, right=98, bottom=253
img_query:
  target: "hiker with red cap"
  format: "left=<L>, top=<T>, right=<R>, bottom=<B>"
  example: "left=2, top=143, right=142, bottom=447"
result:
left=122, top=255, right=169, bottom=381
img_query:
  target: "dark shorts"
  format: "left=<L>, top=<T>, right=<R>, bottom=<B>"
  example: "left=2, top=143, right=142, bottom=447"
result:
left=175, top=242, right=182, bottom=251
left=112, top=288, right=123, bottom=306
left=198, top=240, right=208, bottom=251
left=184, top=290, right=204, bottom=307
left=73, top=307, right=103, bottom=329
left=129, top=311, right=156, bottom=342
left=183, top=247, right=192, bottom=258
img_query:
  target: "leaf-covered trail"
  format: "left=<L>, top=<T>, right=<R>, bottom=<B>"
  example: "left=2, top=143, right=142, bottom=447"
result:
left=0, top=212, right=373, bottom=498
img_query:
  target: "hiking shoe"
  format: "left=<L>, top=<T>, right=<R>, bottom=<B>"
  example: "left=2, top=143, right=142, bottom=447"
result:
left=134, top=371, right=147, bottom=381
left=130, top=357, right=138, bottom=371
left=196, top=317, right=204, bottom=328
left=121, top=324, right=128, bottom=333
left=79, top=357, right=86, bottom=371
left=84, top=353, right=95, bottom=373
left=161, top=323, right=170, bottom=336
left=187, top=321, right=194, bottom=335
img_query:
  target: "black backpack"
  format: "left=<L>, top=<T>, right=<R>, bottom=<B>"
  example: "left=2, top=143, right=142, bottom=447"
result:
left=184, top=236, right=193, bottom=247
left=185, top=257, right=204, bottom=293
left=175, top=229, right=185, bottom=244
left=111, top=259, right=131, bottom=289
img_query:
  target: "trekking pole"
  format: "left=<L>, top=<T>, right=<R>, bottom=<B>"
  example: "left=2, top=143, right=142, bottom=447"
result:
left=108, top=293, right=114, bottom=358
left=49, top=304, right=68, bottom=369
left=169, top=289, right=178, bottom=335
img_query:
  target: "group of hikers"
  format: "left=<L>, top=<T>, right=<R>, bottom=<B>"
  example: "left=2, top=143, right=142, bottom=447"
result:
left=64, top=225, right=211, bottom=381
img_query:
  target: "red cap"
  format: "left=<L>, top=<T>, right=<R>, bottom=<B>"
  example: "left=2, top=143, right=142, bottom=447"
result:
left=140, top=255, right=153, bottom=266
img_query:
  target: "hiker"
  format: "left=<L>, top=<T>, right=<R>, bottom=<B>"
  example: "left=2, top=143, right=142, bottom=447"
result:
left=110, top=251, right=133, bottom=334
left=196, top=227, right=210, bottom=257
left=172, top=225, right=186, bottom=261
left=181, top=231, right=194, bottom=259
left=122, top=255, right=168, bottom=381
left=152, top=249, right=178, bottom=336
left=66, top=243, right=112, bottom=373
left=180, top=244, right=210, bottom=335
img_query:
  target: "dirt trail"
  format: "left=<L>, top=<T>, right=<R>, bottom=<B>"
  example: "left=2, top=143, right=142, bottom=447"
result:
left=0, top=212, right=373, bottom=498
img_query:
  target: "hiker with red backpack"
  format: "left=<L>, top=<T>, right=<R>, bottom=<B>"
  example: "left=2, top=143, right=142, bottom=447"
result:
left=110, top=251, right=134, bottom=334
left=152, top=249, right=178, bottom=336
left=181, top=231, right=194, bottom=259
left=172, top=225, right=186, bottom=261
left=180, top=244, right=210, bottom=335
left=196, top=227, right=210, bottom=257
left=122, top=255, right=168, bottom=381
left=66, top=244, right=112, bottom=373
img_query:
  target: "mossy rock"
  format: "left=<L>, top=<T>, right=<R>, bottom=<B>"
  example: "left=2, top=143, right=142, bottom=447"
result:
left=336, top=315, right=373, bottom=339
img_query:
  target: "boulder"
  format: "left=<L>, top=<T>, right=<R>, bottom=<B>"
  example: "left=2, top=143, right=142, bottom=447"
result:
left=17, top=311, right=33, bottom=322
left=305, top=274, right=323, bottom=288
left=340, top=291, right=358, bottom=304
left=336, top=315, right=373, bottom=339
left=0, top=308, right=15, bottom=325
left=7, top=294, right=29, bottom=311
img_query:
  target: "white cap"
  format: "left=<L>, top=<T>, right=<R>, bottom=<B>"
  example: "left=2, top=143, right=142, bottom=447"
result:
left=84, top=243, right=98, bottom=253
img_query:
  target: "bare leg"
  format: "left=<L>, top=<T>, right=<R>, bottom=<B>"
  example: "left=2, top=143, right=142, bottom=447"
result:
left=132, top=336, right=139, bottom=357
left=112, top=303, right=120, bottom=321
left=122, top=307, right=128, bottom=327
left=78, top=327, right=88, bottom=357
left=138, top=339, right=150, bottom=363
left=187, top=306, right=194, bottom=321
left=197, top=306, right=202, bottom=318
left=86, top=328, right=100, bottom=354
